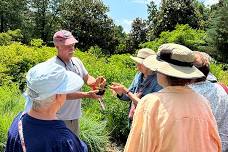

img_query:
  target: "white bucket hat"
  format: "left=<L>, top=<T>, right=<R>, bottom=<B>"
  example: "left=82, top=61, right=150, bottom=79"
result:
left=143, top=43, right=205, bottom=79
left=25, top=61, right=84, bottom=100
left=130, top=48, right=156, bottom=64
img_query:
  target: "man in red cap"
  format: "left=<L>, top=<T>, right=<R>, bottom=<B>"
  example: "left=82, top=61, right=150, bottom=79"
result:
left=48, top=30, right=104, bottom=136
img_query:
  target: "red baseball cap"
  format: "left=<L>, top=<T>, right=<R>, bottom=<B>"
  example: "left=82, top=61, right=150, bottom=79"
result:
left=53, top=30, right=78, bottom=45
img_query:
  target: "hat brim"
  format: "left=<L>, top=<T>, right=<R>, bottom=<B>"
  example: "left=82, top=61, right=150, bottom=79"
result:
left=23, top=70, right=84, bottom=110
left=130, top=56, right=143, bottom=64
left=54, top=37, right=78, bottom=46
left=35, top=71, right=84, bottom=100
left=56, top=71, right=84, bottom=94
left=143, top=55, right=205, bottom=79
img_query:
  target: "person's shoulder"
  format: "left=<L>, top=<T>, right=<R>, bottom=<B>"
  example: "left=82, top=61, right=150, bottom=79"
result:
left=71, top=56, right=82, bottom=62
left=215, top=83, right=228, bottom=95
left=8, top=112, right=22, bottom=136
left=140, top=94, right=161, bottom=109
left=47, top=56, right=57, bottom=62
left=71, top=57, right=85, bottom=66
left=133, top=72, right=142, bottom=80
left=189, top=81, right=212, bottom=93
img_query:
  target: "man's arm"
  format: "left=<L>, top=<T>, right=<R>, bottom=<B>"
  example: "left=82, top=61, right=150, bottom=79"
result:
left=83, top=74, right=96, bottom=87
left=66, top=90, right=100, bottom=100
left=66, top=74, right=103, bottom=100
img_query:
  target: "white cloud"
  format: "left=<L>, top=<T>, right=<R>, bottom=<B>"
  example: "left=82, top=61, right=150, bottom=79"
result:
left=115, top=19, right=133, bottom=33
left=122, top=19, right=133, bottom=33
left=203, top=0, right=219, bottom=6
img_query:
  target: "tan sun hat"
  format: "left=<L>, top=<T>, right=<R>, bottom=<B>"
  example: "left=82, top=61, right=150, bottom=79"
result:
left=143, top=43, right=205, bottom=79
left=130, top=48, right=156, bottom=64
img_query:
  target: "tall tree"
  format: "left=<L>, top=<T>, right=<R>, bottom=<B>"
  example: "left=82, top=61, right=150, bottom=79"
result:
left=127, top=18, right=147, bottom=53
left=207, top=0, right=228, bottom=62
left=0, top=0, right=27, bottom=32
left=147, top=0, right=200, bottom=38
left=146, top=1, right=158, bottom=41
left=26, top=0, right=61, bottom=43
left=59, top=0, right=119, bottom=53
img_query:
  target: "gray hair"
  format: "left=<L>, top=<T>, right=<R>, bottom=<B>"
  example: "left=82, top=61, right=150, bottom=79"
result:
left=27, top=88, right=56, bottom=110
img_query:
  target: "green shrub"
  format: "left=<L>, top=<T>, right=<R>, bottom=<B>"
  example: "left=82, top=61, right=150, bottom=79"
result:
left=210, top=63, right=228, bottom=85
left=7, top=29, right=23, bottom=42
left=0, top=33, right=12, bottom=46
left=0, top=84, right=24, bottom=151
left=1, top=42, right=226, bottom=152
left=105, top=97, right=130, bottom=143
left=80, top=112, right=110, bottom=152
left=30, top=39, right=44, bottom=47
left=0, top=29, right=23, bottom=46
left=0, top=43, right=56, bottom=90
left=140, top=24, right=206, bottom=51
left=88, top=45, right=104, bottom=59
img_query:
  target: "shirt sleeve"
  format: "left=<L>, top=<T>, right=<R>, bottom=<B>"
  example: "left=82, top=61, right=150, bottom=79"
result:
left=124, top=94, right=161, bottom=152
left=5, top=112, right=23, bottom=152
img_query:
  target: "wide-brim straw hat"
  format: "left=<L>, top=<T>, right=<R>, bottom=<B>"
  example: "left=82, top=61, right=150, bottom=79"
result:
left=130, top=48, right=156, bottom=64
left=143, top=43, right=205, bottom=79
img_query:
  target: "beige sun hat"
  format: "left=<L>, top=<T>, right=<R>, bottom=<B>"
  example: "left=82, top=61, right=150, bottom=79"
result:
left=130, top=48, right=156, bottom=64
left=143, top=43, right=205, bottom=79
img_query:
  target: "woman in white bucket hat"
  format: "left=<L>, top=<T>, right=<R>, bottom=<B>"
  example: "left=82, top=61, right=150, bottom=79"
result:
left=5, top=61, right=88, bottom=152
left=124, top=43, right=221, bottom=152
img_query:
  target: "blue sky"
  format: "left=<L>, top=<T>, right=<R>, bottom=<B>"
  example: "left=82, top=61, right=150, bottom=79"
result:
left=103, top=0, right=219, bottom=33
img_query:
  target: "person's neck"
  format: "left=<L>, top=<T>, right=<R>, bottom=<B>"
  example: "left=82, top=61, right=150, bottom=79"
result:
left=57, top=55, right=70, bottom=63
left=28, top=108, right=58, bottom=120
left=143, top=71, right=154, bottom=78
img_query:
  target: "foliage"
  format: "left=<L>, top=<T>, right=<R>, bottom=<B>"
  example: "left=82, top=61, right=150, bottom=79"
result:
left=0, top=0, right=27, bottom=32
left=194, top=1, right=210, bottom=30
left=105, top=98, right=130, bottom=142
left=30, top=38, right=44, bottom=47
left=146, top=1, right=159, bottom=41
left=0, top=29, right=23, bottom=45
left=0, top=84, right=24, bottom=151
left=207, top=0, right=228, bottom=63
left=0, top=43, right=137, bottom=151
left=26, top=0, right=61, bottom=43
left=210, top=63, right=228, bottom=84
left=113, top=26, right=127, bottom=54
left=141, top=24, right=207, bottom=51
left=126, top=18, right=147, bottom=53
left=88, top=45, right=104, bottom=59
left=59, top=0, right=121, bottom=54
left=80, top=112, right=109, bottom=152
left=146, top=0, right=207, bottom=39
left=0, top=43, right=56, bottom=90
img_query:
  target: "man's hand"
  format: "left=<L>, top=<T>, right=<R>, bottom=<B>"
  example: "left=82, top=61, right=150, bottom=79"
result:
left=90, top=76, right=106, bottom=90
left=87, top=90, right=102, bottom=99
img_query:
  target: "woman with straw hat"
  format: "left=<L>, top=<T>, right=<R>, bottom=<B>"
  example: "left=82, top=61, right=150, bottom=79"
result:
left=124, top=43, right=221, bottom=152
left=110, top=48, right=162, bottom=127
